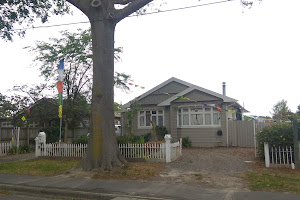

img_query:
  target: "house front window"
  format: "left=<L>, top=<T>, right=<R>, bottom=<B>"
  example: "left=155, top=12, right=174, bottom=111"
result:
left=177, top=106, right=220, bottom=127
left=138, top=109, right=164, bottom=128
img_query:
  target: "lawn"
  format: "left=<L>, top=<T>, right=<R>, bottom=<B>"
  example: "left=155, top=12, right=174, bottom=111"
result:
left=246, top=161, right=300, bottom=194
left=0, top=159, right=79, bottom=176
left=0, top=158, right=164, bottom=180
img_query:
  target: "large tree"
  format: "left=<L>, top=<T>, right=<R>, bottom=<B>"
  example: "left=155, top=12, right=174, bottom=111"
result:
left=271, top=99, right=292, bottom=122
left=66, top=0, right=154, bottom=171
left=1, top=0, right=154, bottom=170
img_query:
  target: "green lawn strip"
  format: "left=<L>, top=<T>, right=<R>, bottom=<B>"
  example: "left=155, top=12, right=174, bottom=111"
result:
left=246, top=171, right=300, bottom=194
left=0, top=159, right=79, bottom=176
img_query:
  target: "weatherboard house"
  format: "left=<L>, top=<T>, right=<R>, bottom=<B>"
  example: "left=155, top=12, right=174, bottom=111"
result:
left=121, top=77, right=247, bottom=147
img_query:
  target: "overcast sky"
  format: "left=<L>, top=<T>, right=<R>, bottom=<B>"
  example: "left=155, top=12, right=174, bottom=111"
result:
left=0, top=0, right=299, bottom=117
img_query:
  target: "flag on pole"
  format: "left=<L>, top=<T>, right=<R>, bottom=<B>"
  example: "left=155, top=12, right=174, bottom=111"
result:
left=57, top=58, right=64, bottom=118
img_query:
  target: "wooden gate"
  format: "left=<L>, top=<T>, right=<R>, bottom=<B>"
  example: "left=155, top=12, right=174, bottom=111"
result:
left=228, top=120, right=269, bottom=147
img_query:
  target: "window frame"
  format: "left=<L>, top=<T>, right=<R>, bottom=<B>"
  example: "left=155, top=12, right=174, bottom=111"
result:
left=177, top=106, right=221, bottom=128
left=138, top=109, right=164, bottom=129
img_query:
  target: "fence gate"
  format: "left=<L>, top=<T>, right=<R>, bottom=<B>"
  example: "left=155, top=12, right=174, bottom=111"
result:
left=228, top=120, right=270, bottom=147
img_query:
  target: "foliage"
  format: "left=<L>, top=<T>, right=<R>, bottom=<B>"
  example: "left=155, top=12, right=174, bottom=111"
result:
left=40, top=126, right=60, bottom=143
left=125, top=101, right=141, bottom=136
left=271, top=100, right=292, bottom=122
left=182, top=136, right=192, bottom=147
left=28, top=29, right=131, bottom=99
left=256, top=123, right=295, bottom=158
left=155, top=126, right=168, bottom=140
left=0, top=0, right=69, bottom=41
left=8, top=144, right=31, bottom=155
left=72, top=134, right=89, bottom=144
left=143, top=133, right=152, bottom=143
left=116, top=135, right=145, bottom=144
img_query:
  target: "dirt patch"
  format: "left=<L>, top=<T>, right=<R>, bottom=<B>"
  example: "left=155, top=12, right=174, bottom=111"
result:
left=148, top=147, right=256, bottom=190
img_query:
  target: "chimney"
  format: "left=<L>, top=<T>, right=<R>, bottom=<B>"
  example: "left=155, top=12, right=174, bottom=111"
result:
left=222, top=82, right=226, bottom=96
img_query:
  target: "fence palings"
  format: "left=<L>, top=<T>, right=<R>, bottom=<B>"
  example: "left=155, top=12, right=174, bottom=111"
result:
left=0, top=142, right=12, bottom=155
left=41, top=143, right=87, bottom=157
left=270, top=145, right=294, bottom=165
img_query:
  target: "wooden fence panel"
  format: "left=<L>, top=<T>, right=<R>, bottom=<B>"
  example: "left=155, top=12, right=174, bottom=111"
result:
left=228, top=121, right=270, bottom=147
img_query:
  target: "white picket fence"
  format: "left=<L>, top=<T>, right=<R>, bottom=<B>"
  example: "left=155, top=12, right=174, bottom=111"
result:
left=119, top=137, right=182, bottom=162
left=35, top=135, right=182, bottom=163
left=119, top=143, right=166, bottom=159
left=0, top=142, right=12, bottom=156
left=40, top=143, right=87, bottom=157
left=264, top=142, right=294, bottom=167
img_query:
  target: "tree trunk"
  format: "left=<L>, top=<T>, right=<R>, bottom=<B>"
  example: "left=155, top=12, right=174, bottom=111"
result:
left=78, top=11, right=126, bottom=171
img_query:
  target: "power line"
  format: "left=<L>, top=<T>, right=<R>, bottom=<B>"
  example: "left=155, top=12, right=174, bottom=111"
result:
left=12, top=0, right=234, bottom=32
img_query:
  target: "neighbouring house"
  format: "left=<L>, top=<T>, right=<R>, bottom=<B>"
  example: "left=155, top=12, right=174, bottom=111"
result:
left=121, top=77, right=248, bottom=147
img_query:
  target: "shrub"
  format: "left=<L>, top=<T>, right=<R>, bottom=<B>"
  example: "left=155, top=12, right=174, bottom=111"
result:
left=117, top=135, right=145, bottom=144
left=142, top=133, right=152, bottom=143
left=156, top=126, right=168, bottom=140
left=8, top=144, right=31, bottom=155
left=182, top=136, right=192, bottom=147
left=72, top=134, right=89, bottom=144
left=117, top=136, right=130, bottom=144
left=256, top=123, right=294, bottom=159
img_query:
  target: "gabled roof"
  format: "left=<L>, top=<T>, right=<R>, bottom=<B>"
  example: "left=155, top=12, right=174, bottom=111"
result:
left=123, top=77, right=238, bottom=108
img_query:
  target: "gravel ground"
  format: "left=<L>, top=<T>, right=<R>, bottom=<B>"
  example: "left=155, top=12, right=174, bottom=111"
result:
left=149, top=147, right=255, bottom=190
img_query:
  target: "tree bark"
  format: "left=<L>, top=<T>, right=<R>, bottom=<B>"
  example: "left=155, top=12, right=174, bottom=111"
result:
left=78, top=8, right=126, bottom=171
left=67, top=0, right=153, bottom=171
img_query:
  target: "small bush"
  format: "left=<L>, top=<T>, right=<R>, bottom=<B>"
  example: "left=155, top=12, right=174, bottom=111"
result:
left=8, top=144, right=31, bottom=155
left=117, top=136, right=130, bottom=144
left=142, top=133, right=152, bottom=143
left=256, top=123, right=294, bottom=159
left=72, top=134, right=89, bottom=144
left=182, top=136, right=192, bottom=147
left=117, top=135, right=145, bottom=144
left=156, top=126, right=168, bottom=140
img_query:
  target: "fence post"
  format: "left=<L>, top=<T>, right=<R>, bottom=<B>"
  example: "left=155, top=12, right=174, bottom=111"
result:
left=34, top=137, right=40, bottom=157
left=180, top=138, right=182, bottom=156
left=264, top=142, right=270, bottom=168
left=165, top=134, right=171, bottom=163
left=293, top=120, right=300, bottom=169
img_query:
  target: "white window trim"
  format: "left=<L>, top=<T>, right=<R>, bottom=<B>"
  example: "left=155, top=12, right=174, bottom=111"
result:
left=138, top=109, right=164, bottom=129
left=177, top=105, right=221, bottom=128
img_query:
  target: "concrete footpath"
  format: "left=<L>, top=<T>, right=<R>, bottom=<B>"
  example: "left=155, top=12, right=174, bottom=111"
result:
left=0, top=174, right=299, bottom=200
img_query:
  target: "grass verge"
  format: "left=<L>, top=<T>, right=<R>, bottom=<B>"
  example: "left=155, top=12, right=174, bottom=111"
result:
left=246, top=168, right=300, bottom=194
left=93, top=162, right=164, bottom=180
left=0, top=159, right=79, bottom=176
left=0, top=159, right=164, bottom=180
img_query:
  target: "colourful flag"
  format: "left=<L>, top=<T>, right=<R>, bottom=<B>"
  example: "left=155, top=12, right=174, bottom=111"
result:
left=57, top=81, right=63, bottom=93
left=27, top=109, right=30, bottom=114
left=21, top=116, right=26, bottom=121
left=58, top=105, right=62, bottom=118
left=216, top=107, right=222, bottom=112
left=58, top=58, right=64, bottom=70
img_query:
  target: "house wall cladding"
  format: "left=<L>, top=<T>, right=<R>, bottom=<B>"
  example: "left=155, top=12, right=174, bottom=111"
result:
left=174, top=90, right=222, bottom=103
left=138, top=82, right=188, bottom=105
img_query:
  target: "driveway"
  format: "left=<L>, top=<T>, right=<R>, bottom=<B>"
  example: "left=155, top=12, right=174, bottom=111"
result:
left=149, top=147, right=255, bottom=190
